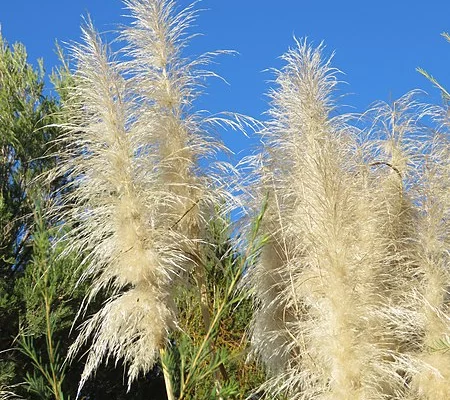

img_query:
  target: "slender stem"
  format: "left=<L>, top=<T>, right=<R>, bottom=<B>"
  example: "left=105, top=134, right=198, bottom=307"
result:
left=159, top=347, right=175, bottom=400
left=39, top=220, right=63, bottom=400
left=178, top=202, right=267, bottom=399
left=178, top=261, right=243, bottom=400
left=44, top=287, right=62, bottom=400
left=194, top=261, right=228, bottom=392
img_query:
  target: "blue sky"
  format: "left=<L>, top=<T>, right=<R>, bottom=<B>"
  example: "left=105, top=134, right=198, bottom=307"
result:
left=2, top=0, right=450, bottom=156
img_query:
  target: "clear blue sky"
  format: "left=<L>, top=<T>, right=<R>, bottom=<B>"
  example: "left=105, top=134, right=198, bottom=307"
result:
left=2, top=0, right=450, bottom=156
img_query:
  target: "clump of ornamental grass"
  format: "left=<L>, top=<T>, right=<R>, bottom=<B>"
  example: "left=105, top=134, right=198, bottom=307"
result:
left=407, top=117, right=450, bottom=399
left=356, top=92, right=450, bottom=400
left=358, top=92, right=435, bottom=398
left=246, top=40, right=450, bottom=400
left=247, top=40, right=380, bottom=399
left=52, top=20, right=177, bottom=391
left=48, top=0, right=239, bottom=395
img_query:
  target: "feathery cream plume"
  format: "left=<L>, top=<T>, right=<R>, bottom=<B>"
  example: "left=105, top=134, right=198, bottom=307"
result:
left=408, top=115, right=450, bottom=399
left=50, top=0, right=238, bottom=394
left=248, top=40, right=382, bottom=399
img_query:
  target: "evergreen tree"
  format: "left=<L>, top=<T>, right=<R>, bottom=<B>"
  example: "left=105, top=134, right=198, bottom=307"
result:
left=0, top=32, right=61, bottom=391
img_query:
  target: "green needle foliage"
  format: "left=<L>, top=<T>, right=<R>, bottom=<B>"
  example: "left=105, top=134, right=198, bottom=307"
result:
left=163, top=209, right=267, bottom=400
left=0, top=33, right=60, bottom=270
left=16, top=202, right=80, bottom=400
left=0, top=32, right=63, bottom=395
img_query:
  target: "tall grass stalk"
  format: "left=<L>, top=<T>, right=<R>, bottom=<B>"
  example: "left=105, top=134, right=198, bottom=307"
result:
left=53, top=21, right=177, bottom=393
left=247, top=40, right=450, bottom=399
left=409, top=116, right=450, bottom=399
left=49, top=0, right=240, bottom=397
left=247, top=40, right=377, bottom=399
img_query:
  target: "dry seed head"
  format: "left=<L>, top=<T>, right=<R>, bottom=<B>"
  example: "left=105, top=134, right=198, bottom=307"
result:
left=51, top=19, right=178, bottom=393
left=248, top=40, right=382, bottom=399
left=121, top=0, right=238, bottom=241
left=408, top=122, right=450, bottom=398
left=50, top=0, right=241, bottom=393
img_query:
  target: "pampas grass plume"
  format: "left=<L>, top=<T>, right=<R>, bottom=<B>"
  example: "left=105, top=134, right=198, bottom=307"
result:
left=50, top=0, right=237, bottom=394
